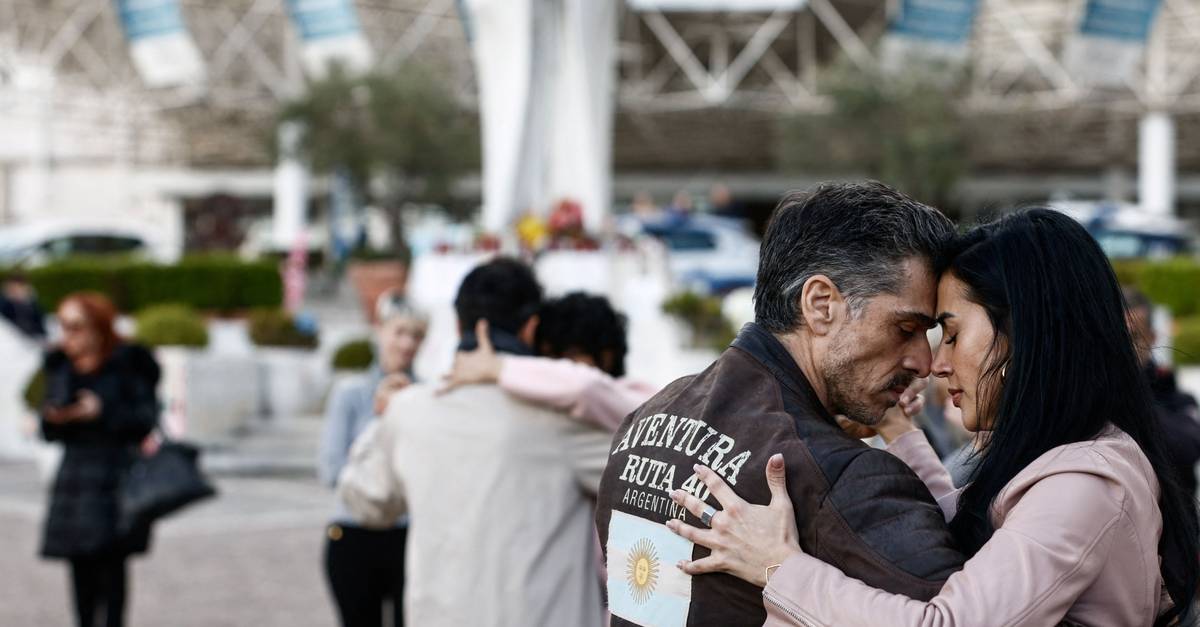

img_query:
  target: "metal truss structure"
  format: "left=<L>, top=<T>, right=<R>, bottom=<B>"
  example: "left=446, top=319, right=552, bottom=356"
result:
left=0, top=0, right=470, bottom=166
left=615, top=0, right=1200, bottom=173
left=616, top=0, right=1200, bottom=115
left=6, top=0, right=1200, bottom=172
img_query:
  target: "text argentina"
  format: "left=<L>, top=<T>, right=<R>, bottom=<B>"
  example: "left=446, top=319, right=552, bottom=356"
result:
left=611, top=412, right=752, bottom=487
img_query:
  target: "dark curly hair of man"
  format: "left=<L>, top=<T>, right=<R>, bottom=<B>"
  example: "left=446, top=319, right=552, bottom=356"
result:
left=535, top=292, right=628, bottom=378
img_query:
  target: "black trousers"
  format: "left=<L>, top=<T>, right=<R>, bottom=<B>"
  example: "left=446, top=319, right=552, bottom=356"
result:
left=69, top=554, right=127, bottom=627
left=324, top=524, right=407, bottom=627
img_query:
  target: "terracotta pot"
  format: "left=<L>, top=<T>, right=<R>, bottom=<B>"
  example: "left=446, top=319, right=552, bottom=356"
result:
left=347, top=260, right=408, bottom=324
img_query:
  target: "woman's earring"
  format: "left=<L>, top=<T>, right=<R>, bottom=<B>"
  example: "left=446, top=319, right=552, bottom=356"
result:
left=1001, top=364, right=1007, bottom=380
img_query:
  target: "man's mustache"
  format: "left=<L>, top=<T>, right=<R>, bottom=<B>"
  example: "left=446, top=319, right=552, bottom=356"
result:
left=883, top=373, right=915, bottom=392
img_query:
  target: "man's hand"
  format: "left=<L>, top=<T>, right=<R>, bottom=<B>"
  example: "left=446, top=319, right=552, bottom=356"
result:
left=373, top=373, right=412, bottom=416
left=437, top=319, right=503, bottom=395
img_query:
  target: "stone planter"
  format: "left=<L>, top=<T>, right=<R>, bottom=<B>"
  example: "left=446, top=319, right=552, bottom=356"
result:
left=537, top=250, right=611, bottom=296
left=347, top=260, right=408, bottom=324
left=157, top=346, right=259, bottom=442
left=257, top=347, right=325, bottom=419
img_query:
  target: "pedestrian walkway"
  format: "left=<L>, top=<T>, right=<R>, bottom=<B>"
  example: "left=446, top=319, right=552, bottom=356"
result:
left=202, top=413, right=325, bottom=479
left=0, top=461, right=338, bottom=627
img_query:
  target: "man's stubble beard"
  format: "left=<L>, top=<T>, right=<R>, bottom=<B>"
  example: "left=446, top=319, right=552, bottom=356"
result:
left=822, top=335, right=886, bottom=427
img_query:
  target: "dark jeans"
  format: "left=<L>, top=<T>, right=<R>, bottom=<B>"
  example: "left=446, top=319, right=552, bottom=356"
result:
left=324, top=524, right=407, bottom=627
left=69, top=554, right=127, bottom=627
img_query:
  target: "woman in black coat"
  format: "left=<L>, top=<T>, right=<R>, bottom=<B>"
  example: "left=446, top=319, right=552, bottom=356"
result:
left=39, top=292, right=160, bottom=627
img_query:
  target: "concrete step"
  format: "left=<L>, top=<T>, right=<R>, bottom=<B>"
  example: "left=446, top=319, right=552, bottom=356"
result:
left=199, top=415, right=324, bottom=479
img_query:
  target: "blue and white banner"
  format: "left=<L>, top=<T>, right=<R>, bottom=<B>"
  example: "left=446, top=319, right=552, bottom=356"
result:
left=880, top=0, right=980, bottom=72
left=114, top=0, right=205, bottom=87
left=606, top=511, right=694, bottom=627
left=285, top=0, right=374, bottom=77
left=1064, top=0, right=1161, bottom=87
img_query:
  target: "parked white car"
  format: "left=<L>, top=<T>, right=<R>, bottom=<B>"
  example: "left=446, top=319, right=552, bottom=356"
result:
left=623, top=214, right=760, bottom=293
left=0, top=221, right=176, bottom=267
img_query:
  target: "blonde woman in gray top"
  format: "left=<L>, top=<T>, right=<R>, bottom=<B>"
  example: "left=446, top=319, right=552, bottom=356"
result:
left=319, top=292, right=427, bottom=627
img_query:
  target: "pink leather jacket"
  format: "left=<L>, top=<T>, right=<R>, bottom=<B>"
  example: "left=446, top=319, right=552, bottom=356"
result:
left=763, top=427, right=1170, bottom=627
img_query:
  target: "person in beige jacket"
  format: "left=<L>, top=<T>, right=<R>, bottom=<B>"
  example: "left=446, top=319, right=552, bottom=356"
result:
left=337, top=258, right=613, bottom=627
left=663, top=210, right=1200, bottom=627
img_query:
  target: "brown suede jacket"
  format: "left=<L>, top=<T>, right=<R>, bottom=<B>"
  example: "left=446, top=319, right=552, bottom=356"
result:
left=596, top=323, right=966, bottom=627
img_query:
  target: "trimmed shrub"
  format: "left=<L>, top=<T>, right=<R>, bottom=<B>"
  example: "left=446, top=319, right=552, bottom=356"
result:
left=1139, top=258, right=1200, bottom=317
left=1176, top=317, right=1200, bottom=366
left=248, top=308, right=318, bottom=349
left=1109, top=258, right=1146, bottom=288
left=23, top=368, right=44, bottom=412
left=26, top=257, right=127, bottom=311
left=662, top=291, right=736, bottom=352
left=135, top=304, right=209, bottom=348
left=28, top=255, right=283, bottom=313
left=332, top=338, right=374, bottom=371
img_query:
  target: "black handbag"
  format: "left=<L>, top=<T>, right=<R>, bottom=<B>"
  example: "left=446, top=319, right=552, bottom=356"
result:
left=118, top=440, right=217, bottom=536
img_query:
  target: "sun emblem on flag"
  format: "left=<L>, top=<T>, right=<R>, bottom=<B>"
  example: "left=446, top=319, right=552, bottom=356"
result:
left=626, top=538, right=660, bottom=604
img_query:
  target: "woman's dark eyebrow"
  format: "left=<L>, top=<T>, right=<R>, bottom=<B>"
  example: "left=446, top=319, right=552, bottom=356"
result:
left=936, top=312, right=955, bottom=325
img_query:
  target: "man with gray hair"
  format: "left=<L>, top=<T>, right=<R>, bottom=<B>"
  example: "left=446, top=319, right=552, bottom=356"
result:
left=595, top=181, right=966, bottom=627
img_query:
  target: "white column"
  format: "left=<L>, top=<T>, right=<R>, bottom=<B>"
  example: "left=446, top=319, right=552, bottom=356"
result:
left=1138, top=111, right=1175, bottom=216
left=273, top=121, right=309, bottom=249
left=547, top=0, right=618, bottom=233
left=464, top=0, right=535, bottom=233
left=16, top=65, right=54, bottom=222
left=466, top=0, right=617, bottom=233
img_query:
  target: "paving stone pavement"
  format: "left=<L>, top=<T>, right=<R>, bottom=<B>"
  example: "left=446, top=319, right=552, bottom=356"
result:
left=0, top=460, right=342, bottom=627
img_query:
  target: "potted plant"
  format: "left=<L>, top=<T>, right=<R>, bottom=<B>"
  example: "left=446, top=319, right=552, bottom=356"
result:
left=345, top=248, right=407, bottom=324
left=331, top=338, right=373, bottom=372
left=135, top=305, right=260, bottom=442
left=661, top=291, right=737, bottom=352
left=248, top=308, right=323, bottom=419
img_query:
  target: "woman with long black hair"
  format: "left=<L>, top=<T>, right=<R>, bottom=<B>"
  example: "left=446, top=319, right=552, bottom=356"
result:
left=666, top=209, right=1200, bottom=626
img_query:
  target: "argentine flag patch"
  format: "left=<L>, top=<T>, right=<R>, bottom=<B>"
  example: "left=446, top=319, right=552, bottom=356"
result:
left=606, top=510, right=693, bottom=627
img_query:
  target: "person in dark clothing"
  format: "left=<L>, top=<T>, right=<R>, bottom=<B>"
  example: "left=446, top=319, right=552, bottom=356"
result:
left=595, top=181, right=966, bottom=626
left=1124, top=286, right=1200, bottom=496
left=39, top=292, right=160, bottom=627
left=1, top=272, right=47, bottom=340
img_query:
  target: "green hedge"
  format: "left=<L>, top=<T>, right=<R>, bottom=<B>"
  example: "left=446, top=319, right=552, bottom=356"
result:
left=23, top=368, right=44, bottom=412
left=1109, top=258, right=1147, bottom=288
left=135, top=304, right=209, bottom=348
left=1176, top=317, right=1200, bottom=365
left=1138, top=258, right=1200, bottom=317
left=662, top=291, right=736, bottom=352
left=26, top=255, right=282, bottom=313
left=332, top=338, right=373, bottom=370
left=248, top=308, right=318, bottom=349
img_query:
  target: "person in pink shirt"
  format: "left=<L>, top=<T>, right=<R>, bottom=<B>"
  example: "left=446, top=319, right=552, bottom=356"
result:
left=665, top=209, right=1199, bottom=627
left=440, top=291, right=657, bottom=432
